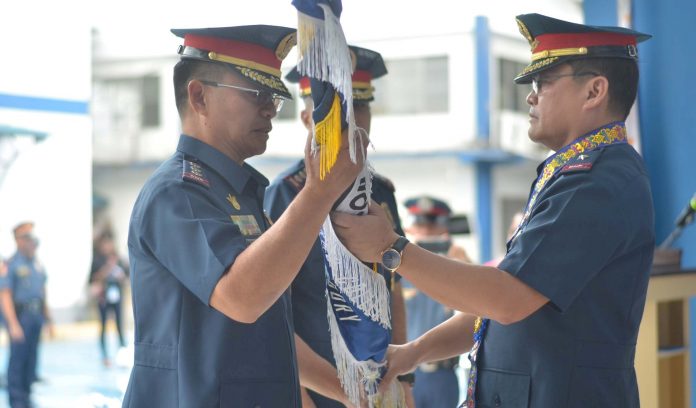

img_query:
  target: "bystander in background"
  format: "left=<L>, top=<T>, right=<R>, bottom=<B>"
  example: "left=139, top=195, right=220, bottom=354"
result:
left=89, top=233, right=129, bottom=367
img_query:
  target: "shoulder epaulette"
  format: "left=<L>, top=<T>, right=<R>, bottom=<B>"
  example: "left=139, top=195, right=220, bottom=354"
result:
left=372, top=172, right=395, bottom=192
left=559, top=149, right=603, bottom=174
left=182, top=158, right=210, bottom=188
left=284, top=167, right=307, bottom=192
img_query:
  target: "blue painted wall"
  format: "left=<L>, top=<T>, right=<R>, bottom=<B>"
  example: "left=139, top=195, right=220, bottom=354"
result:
left=584, top=0, right=696, bottom=265
left=632, top=0, right=696, bottom=261
left=585, top=1, right=696, bottom=406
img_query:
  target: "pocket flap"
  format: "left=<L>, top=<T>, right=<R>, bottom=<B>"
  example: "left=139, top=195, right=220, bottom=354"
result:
left=476, top=368, right=530, bottom=407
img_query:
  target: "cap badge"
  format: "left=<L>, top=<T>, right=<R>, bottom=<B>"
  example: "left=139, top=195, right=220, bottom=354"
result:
left=276, top=32, right=297, bottom=61
left=417, top=197, right=434, bottom=213
left=516, top=18, right=535, bottom=48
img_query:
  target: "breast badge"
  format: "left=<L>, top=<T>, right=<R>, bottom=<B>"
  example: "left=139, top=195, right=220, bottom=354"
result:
left=230, top=215, right=262, bottom=236
left=16, top=265, right=30, bottom=278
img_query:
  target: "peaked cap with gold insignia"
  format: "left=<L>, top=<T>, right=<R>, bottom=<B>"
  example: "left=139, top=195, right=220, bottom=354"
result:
left=404, top=195, right=451, bottom=226
left=172, top=25, right=297, bottom=99
left=514, top=13, right=651, bottom=84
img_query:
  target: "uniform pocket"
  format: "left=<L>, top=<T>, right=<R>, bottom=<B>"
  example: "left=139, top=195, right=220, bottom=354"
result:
left=220, top=379, right=294, bottom=408
left=476, top=368, right=530, bottom=408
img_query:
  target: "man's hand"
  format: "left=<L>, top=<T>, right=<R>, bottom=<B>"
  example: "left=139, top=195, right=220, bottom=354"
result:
left=304, top=129, right=368, bottom=203
left=332, top=201, right=399, bottom=263
left=9, top=322, right=24, bottom=342
left=402, top=383, right=416, bottom=408
left=378, top=343, right=420, bottom=393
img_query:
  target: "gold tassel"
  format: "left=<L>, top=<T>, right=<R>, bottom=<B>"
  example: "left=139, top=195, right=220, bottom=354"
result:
left=314, top=93, right=342, bottom=180
left=297, top=15, right=317, bottom=59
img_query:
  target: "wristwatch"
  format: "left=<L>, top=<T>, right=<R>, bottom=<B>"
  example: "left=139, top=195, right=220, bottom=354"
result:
left=380, top=236, right=409, bottom=272
left=397, top=373, right=415, bottom=386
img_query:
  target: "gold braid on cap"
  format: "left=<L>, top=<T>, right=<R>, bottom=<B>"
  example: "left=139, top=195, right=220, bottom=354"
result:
left=235, top=67, right=287, bottom=93
left=520, top=57, right=559, bottom=75
left=532, top=47, right=588, bottom=61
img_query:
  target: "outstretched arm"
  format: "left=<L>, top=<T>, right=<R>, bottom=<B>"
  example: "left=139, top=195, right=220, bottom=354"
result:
left=333, top=203, right=548, bottom=325
left=380, top=312, right=476, bottom=388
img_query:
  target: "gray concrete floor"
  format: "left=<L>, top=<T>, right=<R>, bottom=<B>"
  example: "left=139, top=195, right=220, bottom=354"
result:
left=0, top=329, right=132, bottom=408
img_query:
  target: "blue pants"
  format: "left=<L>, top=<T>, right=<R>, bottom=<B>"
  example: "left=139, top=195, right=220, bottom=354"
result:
left=98, top=300, right=125, bottom=360
left=413, top=368, right=459, bottom=408
left=8, top=311, right=43, bottom=408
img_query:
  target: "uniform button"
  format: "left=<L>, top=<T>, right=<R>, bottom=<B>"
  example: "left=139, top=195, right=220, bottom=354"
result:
left=493, top=393, right=501, bottom=407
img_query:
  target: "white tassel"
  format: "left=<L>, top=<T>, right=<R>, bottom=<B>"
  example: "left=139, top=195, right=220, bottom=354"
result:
left=327, top=297, right=405, bottom=408
left=322, top=216, right=391, bottom=328
left=296, top=4, right=358, bottom=162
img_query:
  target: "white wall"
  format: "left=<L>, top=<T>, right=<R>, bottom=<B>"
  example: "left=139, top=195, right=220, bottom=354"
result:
left=0, top=16, right=93, bottom=320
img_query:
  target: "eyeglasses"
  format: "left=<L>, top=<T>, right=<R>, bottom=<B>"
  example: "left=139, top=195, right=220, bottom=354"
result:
left=199, top=80, right=286, bottom=112
left=531, top=72, right=600, bottom=94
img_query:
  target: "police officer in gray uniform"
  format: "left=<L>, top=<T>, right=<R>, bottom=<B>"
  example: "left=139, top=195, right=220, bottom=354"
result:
left=334, top=14, right=655, bottom=408
left=122, top=26, right=363, bottom=407
left=0, top=222, right=51, bottom=408
left=265, top=45, right=413, bottom=407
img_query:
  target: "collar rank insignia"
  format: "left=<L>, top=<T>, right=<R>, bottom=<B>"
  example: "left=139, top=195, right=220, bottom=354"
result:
left=182, top=159, right=210, bottom=188
left=560, top=150, right=602, bottom=174
left=227, top=194, right=241, bottom=210
left=284, top=167, right=307, bottom=192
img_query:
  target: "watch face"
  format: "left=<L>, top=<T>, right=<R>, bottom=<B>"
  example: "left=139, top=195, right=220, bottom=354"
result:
left=382, top=249, right=401, bottom=270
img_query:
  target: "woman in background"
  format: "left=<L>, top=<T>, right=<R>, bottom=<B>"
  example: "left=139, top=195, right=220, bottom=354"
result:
left=89, top=233, right=128, bottom=367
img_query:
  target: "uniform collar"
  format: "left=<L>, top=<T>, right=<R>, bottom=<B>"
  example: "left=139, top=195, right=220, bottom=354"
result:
left=176, top=134, right=269, bottom=193
left=12, top=252, right=32, bottom=263
left=537, top=121, right=627, bottom=175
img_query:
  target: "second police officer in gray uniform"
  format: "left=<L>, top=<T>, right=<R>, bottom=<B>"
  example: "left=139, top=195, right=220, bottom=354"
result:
left=123, top=25, right=364, bottom=407
left=0, top=222, right=52, bottom=408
